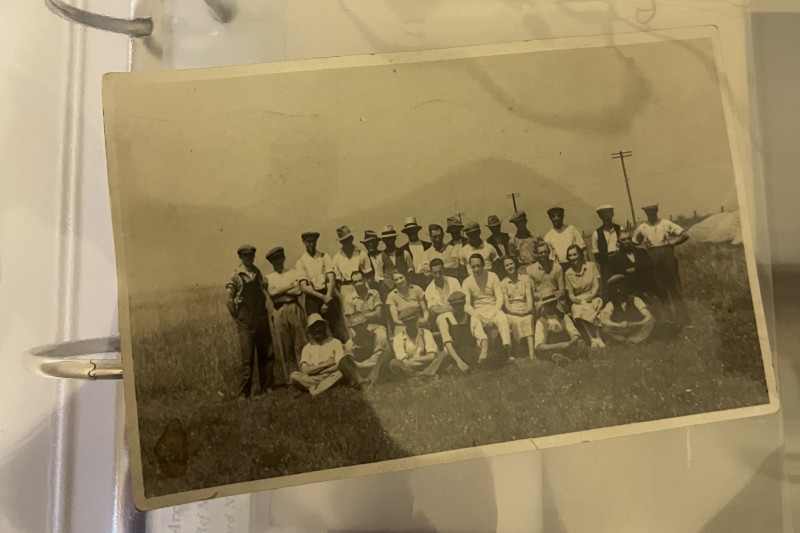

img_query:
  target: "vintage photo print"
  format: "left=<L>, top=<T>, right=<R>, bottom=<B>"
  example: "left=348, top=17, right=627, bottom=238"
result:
left=103, top=27, right=777, bottom=509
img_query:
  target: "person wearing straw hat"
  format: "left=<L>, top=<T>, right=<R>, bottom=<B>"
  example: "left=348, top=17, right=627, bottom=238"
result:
left=591, top=204, right=622, bottom=272
left=265, top=246, right=307, bottom=386
left=543, top=206, right=585, bottom=271
left=332, top=225, right=373, bottom=301
left=289, top=314, right=365, bottom=395
left=226, top=244, right=274, bottom=398
left=295, top=230, right=347, bottom=343
left=342, top=269, right=389, bottom=381
left=445, top=216, right=468, bottom=281
left=399, top=216, right=431, bottom=287
left=632, top=203, right=690, bottom=324
left=378, top=225, right=414, bottom=300
left=508, top=210, right=542, bottom=268
left=389, top=307, right=449, bottom=378
left=598, top=274, right=656, bottom=345
left=459, top=221, right=499, bottom=276
left=534, top=291, right=587, bottom=365
left=485, top=214, right=512, bottom=277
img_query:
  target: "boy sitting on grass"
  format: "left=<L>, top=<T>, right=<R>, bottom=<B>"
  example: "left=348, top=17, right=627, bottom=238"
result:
left=534, top=292, right=587, bottom=365
left=290, top=314, right=365, bottom=395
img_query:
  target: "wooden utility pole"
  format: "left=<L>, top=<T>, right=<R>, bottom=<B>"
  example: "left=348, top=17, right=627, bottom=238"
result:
left=506, top=192, right=521, bottom=212
left=611, top=150, right=636, bottom=226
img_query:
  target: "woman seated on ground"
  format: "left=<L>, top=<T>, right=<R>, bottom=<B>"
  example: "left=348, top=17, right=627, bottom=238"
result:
left=564, top=244, right=606, bottom=349
left=290, top=314, right=364, bottom=395
left=500, top=255, right=536, bottom=359
left=598, top=274, right=656, bottom=345
left=534, top=292, right=587, bottom=364
left=386, top=271, right=429, bottom=333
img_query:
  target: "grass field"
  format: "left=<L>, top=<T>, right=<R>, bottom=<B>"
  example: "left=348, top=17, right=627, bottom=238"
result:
left=130, top=242, right=770, bottom=498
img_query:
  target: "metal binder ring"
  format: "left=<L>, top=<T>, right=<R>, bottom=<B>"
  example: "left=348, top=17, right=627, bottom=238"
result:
left=45, top=0, right=154, bottom=38
left=25, top=337, right=123, bottom=380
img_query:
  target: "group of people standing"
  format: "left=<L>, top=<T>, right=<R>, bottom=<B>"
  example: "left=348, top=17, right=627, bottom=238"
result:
left=225, top=203, right=690, bottom=398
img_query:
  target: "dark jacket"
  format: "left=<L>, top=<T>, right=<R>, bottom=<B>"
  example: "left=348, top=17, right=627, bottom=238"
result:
left=594, top=224, right=621, bottom=266
left=606, top=248, right=658, bottom=297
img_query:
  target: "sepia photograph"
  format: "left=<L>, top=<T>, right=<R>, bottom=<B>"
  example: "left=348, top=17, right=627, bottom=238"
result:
left=102, top=28, right=777, bottom=509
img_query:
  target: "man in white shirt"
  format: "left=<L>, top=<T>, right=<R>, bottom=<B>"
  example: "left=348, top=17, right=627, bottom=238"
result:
left=265, top=246, right=306, bottom=386
left=332, top=225, right=373, bottom=301
left=543, top=206, right=585, bottom=270
left=295, top=230, right=347, bottom=342
left=424, top=258, right=462, bottom=322
left=459, top=221, right=498, bottom=275
left=423, top=224, right=462, bottom=281
left=633, top=203, right=690, bottom=324
left=389, top=307, right=448, bottom=378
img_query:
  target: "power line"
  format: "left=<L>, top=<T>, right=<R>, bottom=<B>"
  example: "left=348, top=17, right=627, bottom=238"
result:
left=506, top=192, right=521, bottom=212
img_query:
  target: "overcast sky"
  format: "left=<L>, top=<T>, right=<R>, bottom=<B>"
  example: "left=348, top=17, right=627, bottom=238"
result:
left=105, top=35, right=740, bottom=294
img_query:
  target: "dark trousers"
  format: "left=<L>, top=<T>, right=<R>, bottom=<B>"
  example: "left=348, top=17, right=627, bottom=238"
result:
left=237, top=320, right=273, bottom=397
left=649, top=246, right=690, bottom=324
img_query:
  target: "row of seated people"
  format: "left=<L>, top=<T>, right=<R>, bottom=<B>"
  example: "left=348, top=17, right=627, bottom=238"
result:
left=289, top=255, right=656, bottom=395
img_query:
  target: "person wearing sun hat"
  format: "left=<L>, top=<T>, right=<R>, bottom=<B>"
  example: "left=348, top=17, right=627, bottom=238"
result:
left=289, top=314, right=364, bottom=395
left=632, top=203, right=690, bottom=325
left=458, top=221, right=498, bottom=276
left=332, top=225, right=373, bottom=301
left=398, top=216, right=432, bottom=288
left=485, top=214, right=512, bottom=277
left=543, top=206, right=585, bottom=271
left=264, top=245, right=306, bottom=386
left=295, top=230, right=347, bottom=343
left=377, top=224, right=414, bottom=300
left=591, top=204, right=622, bottom=272
left=508, top=210, right=542, bottom=268
left=598, top=274, right=656, bottom=344
left=226, top=244, right=273, bottom=398
left=360, top=229, right=382, bottom=286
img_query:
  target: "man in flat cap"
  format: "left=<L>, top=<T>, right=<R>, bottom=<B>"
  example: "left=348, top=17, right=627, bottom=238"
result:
left=295, top=231, right=348, bottom=343
left=437, top=290, right=488, bottom=371
left=422, top=223, right=463, bottom=281
left=543, top=206, right=585, bottom=271
left=343, top=269, right=388, bottom=382
left=633, top=204, right=690, bottom=324
left=226, top=244, right=273, bottom=398
left=265, top=246, right=306, bottom=387
left=332, top=225, right=373, bottom=302
left=508, top=210, right=541, bottom=268
left=591, top=205, right=621, bottom=274
left=598, top=274, right=655, bottom=344
left=289, top=314, right=365, bottom=395
left=399, top=216, right=432, bottom=288
left=377, top=225, right=414, bottom=300
left=459, top=221, right=499, bottom=276
left=486, top=214, right=511, bottom=277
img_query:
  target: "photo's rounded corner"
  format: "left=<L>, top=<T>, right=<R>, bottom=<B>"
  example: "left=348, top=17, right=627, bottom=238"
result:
left=131, top=486, right=156, bottom=513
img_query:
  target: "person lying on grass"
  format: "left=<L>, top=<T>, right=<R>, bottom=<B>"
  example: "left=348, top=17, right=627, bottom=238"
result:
left=289, top=314, right=365, bottom=396
left=390, top=306, right=449, bottom=378
left=534, top=293, right=587, bottom=365
left=437, top=290, right=489, bottom=372
left=598, top=274, right=656, bottom=345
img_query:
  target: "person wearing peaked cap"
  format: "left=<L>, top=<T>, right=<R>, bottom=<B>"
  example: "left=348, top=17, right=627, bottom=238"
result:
left=458, top=221, right=498, bottom=275
left=226, top=244, right=273, bottom=398
left=508, top=210, right=543, bottom=268
left=389, top=306, right=449, bottom=379
left=533, top=289, right=587, bottom=364
left=598, top=272, right=656, bottom=345
left=485, top=215, right=511, bottom=277
left=265, top=245, right=306, bottom=386
left=398, top=216, right=432, bottom=288
left=296, top=230, right=348, bottom=343
left=543, top=206, right=585, bottom=270
left=332, top=225, right=373, bottom=301
left=434, top=289, right=490, bottom=372
left=632, top=203, right=690, bottom=325
left=591, top=204, right=621, bottom=277
left=342, top=269, right=389, bottom=384
left=289, top=313, right=365, bottom=395
left=377, top=225, right=413, bottom=300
